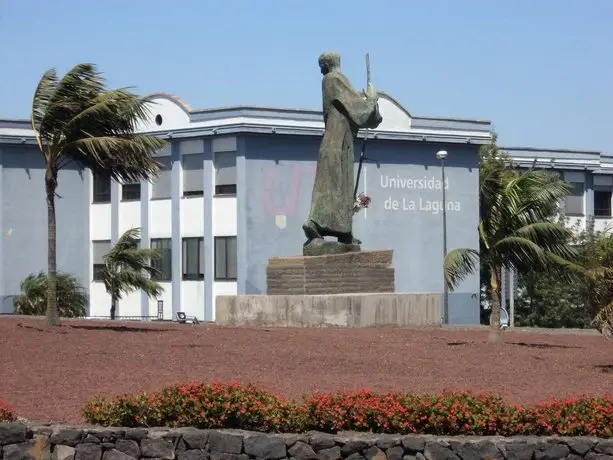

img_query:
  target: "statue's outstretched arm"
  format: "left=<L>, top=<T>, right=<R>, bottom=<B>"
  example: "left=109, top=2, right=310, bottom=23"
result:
left=326, top=74, right=380, bottom=129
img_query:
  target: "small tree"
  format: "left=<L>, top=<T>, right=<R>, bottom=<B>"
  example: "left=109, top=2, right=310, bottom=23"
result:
left=101, top=227, right=164, bottom=320
left=14, top=272, right=88, bottom=318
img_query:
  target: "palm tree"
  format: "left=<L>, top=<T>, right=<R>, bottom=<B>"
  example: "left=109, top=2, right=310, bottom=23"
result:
left=101, top=227, right=164, bottom=320
left=30, top=63, right=166, bottom=326
left=444, top=140, right=581, bottom=332
left=14, top=272, right=88, bottom=318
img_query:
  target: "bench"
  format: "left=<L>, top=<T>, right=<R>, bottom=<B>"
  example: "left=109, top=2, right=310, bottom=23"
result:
left=175, top=311, right=200, bottom=325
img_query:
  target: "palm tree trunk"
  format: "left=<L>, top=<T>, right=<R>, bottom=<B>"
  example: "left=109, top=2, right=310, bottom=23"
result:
left=110, top=295, right=117, bottom=320
left=44, top=171, right=60, bottom=327
left=488, top=265, right=503, bottom=343
left=489, top=266, right=501, bottom=328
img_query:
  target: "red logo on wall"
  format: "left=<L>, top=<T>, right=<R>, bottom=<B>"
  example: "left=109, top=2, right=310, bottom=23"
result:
left=262, top=163, right=316, bottom=227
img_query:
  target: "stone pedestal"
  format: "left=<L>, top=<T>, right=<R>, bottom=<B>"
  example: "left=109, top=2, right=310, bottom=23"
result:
left=266, top=249, right=395, bottom=295
left=215, top=293, right=441, bottom=328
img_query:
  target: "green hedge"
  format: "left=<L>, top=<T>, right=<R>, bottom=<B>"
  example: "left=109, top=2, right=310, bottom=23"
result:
left=82, top=382, right=613, bottom=437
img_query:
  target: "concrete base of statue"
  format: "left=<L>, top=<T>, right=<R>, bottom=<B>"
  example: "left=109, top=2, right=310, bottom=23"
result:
left=215, top=249, right=440, bottom=328
left=215, top=292, right=441, bottom=328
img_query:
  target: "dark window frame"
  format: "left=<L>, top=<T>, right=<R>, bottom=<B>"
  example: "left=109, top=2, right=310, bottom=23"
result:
left=151, top=238, right=172, bottom=281
left=594, top=189, right=612, bottom=217
left=214, top=184, right=237, bottom=196
left=122, top=183, right=141, bottom=201
left=182, top=153, right=205, bottom=198
left=93, top=264, right=105, bottom=282
left=214, top=152, right=237, bottom=197
left=184, top=190, right=204, bottom=198
left=151, top=156, right=172, bottom=200
left=93, top=172, right=111, bottom=203
left=214, top=236, right=237, bottom=281
left=182, top=237, right=204, bottom=280
left=563, top=181, right=585, bottom=216
left=92, top=240, right=111, bottom=282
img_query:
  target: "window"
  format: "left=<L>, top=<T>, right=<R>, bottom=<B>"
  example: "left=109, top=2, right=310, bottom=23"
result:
left=151, top=238, right=172, bottom=281
left=152, top=157, right=172, bottom=199
left=122, top=182, right=141, bottom=201
left=594, top=189, right=612, bottom=217
left=563, top=182, right=584, bottom=216
left=215, top=152, right=237, bottom=195
left=214, top=236, right=237, bottom=280
left=593, top=175, right=613, bottom=217
left=182, top=237, right=204, bottom=280
left=92, top=240, right=111, bottom=281
left=183, top=153, right=204, bottom=197
left=93, top=172, right=111, bottom=203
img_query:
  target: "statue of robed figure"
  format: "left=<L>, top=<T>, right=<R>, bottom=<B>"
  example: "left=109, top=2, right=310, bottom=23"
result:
left=302, top=51, right=383, bottom=255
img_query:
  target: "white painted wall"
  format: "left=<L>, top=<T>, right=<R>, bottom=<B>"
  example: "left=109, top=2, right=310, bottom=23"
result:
left=181, top=197, right=204, bottom=236
left=376, top=96, right=412, bottom=132
left=90, top=204, right=111, bottom=241
left=89, top=283, right=108, bottom=317
left=150, top=199, right=172, bottom=237
left=593, top=218, right=613, bottom=233
left=119, top=201, right=141, bottom=234
left=136, top=96, right=191, bottom=132
left=182, top=282, right=205, bottom=319
left=213, top=196, right=237, bottom=236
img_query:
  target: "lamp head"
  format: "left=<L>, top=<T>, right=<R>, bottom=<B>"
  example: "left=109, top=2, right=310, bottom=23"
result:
left=436, top=150, right=448, bottom=160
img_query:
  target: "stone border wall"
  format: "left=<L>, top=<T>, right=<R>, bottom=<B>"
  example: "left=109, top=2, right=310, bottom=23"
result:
left=1, top=423, right=612, bottom=460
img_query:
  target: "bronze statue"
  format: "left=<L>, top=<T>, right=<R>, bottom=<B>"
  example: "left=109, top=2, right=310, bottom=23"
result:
left=302, top=51, right=383, bottom=256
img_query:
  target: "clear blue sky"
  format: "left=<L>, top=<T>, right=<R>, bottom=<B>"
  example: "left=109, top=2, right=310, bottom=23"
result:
left=1, top=0, right=611, bottom=152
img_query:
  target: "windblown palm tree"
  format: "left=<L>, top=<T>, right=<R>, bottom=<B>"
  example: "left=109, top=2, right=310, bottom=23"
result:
left=30, top=63, right=166, bottom=326
left=101, top=227, right=164, bottom=320
left=444, top=141, right=581, bottom=331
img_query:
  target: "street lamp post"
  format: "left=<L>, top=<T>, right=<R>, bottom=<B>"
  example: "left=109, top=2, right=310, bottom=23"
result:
left=436, top=150, right=449, bottom=324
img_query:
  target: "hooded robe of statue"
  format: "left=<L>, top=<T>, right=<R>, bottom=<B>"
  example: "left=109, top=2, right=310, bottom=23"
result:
left=306, top=70, right=383, bottom=238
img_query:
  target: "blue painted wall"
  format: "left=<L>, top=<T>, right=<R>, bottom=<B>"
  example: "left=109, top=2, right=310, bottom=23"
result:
left=0, top=146, right=89, bottom=313
left=239, top=134, right=481, bottom=324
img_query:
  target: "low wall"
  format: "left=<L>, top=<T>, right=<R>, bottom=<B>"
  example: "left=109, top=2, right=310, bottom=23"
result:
left=2, top=423, right=611, bottom=460
left=215, top=293, right=441, bottom=327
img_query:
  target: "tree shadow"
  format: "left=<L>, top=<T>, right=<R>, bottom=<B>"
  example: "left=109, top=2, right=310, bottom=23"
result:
left=171, top=343, right=216, bottom=349
left=17, top=323, right=68, bottom=334
left=510, top=341, right=582, bottom=349
left=67, top=325, right=174, bottom=333
left=594, top=364, right=613, bottom=373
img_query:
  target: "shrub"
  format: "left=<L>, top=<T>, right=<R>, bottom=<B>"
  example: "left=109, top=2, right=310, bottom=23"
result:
left=14, top=272, right=88, bottom=318
left=0, top=400, right=16, bottom=422
left=82, top=382, right=613, bottom=438
left=84, top=382, right=307, bottom=432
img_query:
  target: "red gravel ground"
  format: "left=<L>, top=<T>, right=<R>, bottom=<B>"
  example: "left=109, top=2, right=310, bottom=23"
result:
left=1, top=316, right=612, bottom=424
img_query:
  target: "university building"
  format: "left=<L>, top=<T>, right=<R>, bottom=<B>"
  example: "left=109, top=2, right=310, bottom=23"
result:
left=0, top=92, right=609, bottom=324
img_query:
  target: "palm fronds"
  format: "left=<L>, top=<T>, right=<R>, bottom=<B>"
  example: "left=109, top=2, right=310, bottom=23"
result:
left=101, top=228, right=164, bottom=318
left=31, top=63, right=167, bottom=325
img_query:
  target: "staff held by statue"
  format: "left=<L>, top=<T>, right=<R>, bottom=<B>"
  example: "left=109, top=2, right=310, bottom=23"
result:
left=354, top=52, right=374, bottom=213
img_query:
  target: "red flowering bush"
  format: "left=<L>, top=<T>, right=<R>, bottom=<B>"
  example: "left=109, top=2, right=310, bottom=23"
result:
left=83, top=393, right=153, bottom=427
left=82, top=382, right=613, bottom=438
left=302, top=389, right=415, bottom=433
left=0, top=400, right=16, bottom=422
left=84, top=382, right=306, bottom=432
left=403, top=391, right=512, bottom=436
left=504, top=396, right=613, bottom=438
